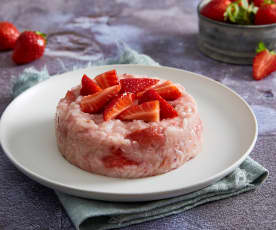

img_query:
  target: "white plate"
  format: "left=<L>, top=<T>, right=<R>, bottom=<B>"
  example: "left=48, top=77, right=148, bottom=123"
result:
left=0, top=64, right=257, bottom=202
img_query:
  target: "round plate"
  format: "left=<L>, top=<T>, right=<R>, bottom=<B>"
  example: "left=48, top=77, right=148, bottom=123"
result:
left=0, top=64, right=257, bottom=202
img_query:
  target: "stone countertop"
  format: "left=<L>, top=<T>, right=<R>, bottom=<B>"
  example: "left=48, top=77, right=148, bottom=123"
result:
left=0, top=0, right=275, bottom=229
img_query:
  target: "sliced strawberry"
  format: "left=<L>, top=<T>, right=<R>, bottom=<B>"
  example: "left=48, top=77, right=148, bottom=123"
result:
left=137, top=89, right=151, bottom=99
left=94, top=69, right=119, bottom=89
left=151, top=81, right=182, bottom=101
left=103, top=93, right=136, bottom=121
left=139, top=89, right=178, bottom=119
left=126, top=126, right=165, bottom=148
left=120, top=78, right=159, bottom=94
left=118, top=100, right=160, bottom=122
left=253, top=42, right=276, bottom=80
left=102, top=148, right=138, bottom=168
left=80, top=85, right=121, bottom=113
left=65, top=90, right=76, bottom=103
left=80, top=74, right=102, bottom=96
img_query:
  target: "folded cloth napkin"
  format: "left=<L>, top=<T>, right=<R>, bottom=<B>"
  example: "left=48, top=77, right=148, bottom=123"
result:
left=12, top=47, right=268, bottom=230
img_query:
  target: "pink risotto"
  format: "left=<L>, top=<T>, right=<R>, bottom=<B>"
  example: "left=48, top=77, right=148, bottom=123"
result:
left=55, top=73, right=203, bottom=178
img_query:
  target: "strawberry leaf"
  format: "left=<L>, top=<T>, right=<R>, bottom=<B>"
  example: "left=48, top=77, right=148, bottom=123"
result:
left=35, top=31, right=47, bottom=41
left=248, top=3, right=259, bottom=14
left=225, top=3, right=240, bottom=22
left=256, top=42, right=267, bottom=53
left=225, top=1, right=258, bottom=25
left=240, top=0, right=249, bottom=9
left=256, top=42, right=276, bottom=54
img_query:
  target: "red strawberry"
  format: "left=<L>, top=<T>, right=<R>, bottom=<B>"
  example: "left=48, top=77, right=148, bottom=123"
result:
left=80, top=74, right=102, bottom=96
left=254, top=0, right=274, bottom=7
left=12, top=31, right=46, bottom=64
left=65, top=90, right=76, bottom=103
left=80, top=85, right=121, bottom=113
left=103, top=148, right=138, bottom=168
left=0, top=22, right=19, bottom=51
left=255, top=1, right=276, bottom=25
left=126, top=126, right=165, bottom=148
left=118, top=100, right=160, bottom=122
left=95, top=69, right=119, bottom=89
left=103, top=93, right=136, bottom=121
left=254, top=0, right=264, bottom=6
left=151, top=81, right=182, bottom=101
left=139, top=89, right=178, bottom=119
left=120, top=78, right=159, bottom=94
left=253, top=42, right=276, bottom=80
left=200, top=0, right=232, bottom=22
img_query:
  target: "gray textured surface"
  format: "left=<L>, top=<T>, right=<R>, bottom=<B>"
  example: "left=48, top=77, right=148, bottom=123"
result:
left=0, top=0, right=275, bottom=229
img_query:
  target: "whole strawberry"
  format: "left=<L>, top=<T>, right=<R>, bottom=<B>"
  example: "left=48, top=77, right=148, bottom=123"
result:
left=200, top=0, right=232, bottom=22
left=12, top=31, right=46, bottom=65
left=0, top=22, right=19, bottom=51
left=255, top=0, right=276, bottom=24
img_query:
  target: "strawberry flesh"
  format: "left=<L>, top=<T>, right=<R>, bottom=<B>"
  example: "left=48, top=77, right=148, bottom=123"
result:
left=253, top=49, right=276, bottom=80
left=95, top=69, right=119, bottom=89
left=80, top=85, right=121, bottom=113
left=65, top=90, right=76, bottom=103
left=139, top=89, right=178, bottom=119
left=151, top=81, right=182, bottom=101
left=126, top=126, right=165, bottom=148
left=120, top=78, right=159, bottom=94
left=118, top=100, right=160, bottom=122
left=80, top=74, right=102, bottom=96
left=103, top=93, right=136, bottom=121
left=102, top=148, right=138, bottom=168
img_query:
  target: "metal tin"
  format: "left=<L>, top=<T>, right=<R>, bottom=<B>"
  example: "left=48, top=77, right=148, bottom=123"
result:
left=197, top=0, right=276, bottom=65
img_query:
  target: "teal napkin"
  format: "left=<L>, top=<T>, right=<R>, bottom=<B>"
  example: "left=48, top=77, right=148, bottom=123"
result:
left=12, top=47, right=268, bottom=230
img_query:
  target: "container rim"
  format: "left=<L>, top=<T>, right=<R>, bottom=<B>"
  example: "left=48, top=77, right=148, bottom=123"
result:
left=197, top=0, right=276, bottom=29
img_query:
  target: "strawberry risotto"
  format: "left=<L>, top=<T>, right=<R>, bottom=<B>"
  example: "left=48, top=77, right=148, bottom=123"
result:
left=55, top=70, right=203, bottom=178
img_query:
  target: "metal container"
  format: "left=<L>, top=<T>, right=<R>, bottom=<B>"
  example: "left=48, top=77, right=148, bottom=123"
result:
left=197, top=0, right=276, bottom=65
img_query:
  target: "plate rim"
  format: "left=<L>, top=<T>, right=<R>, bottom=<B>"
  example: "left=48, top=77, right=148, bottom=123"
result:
left=0, top=64, right=258, bottom=201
